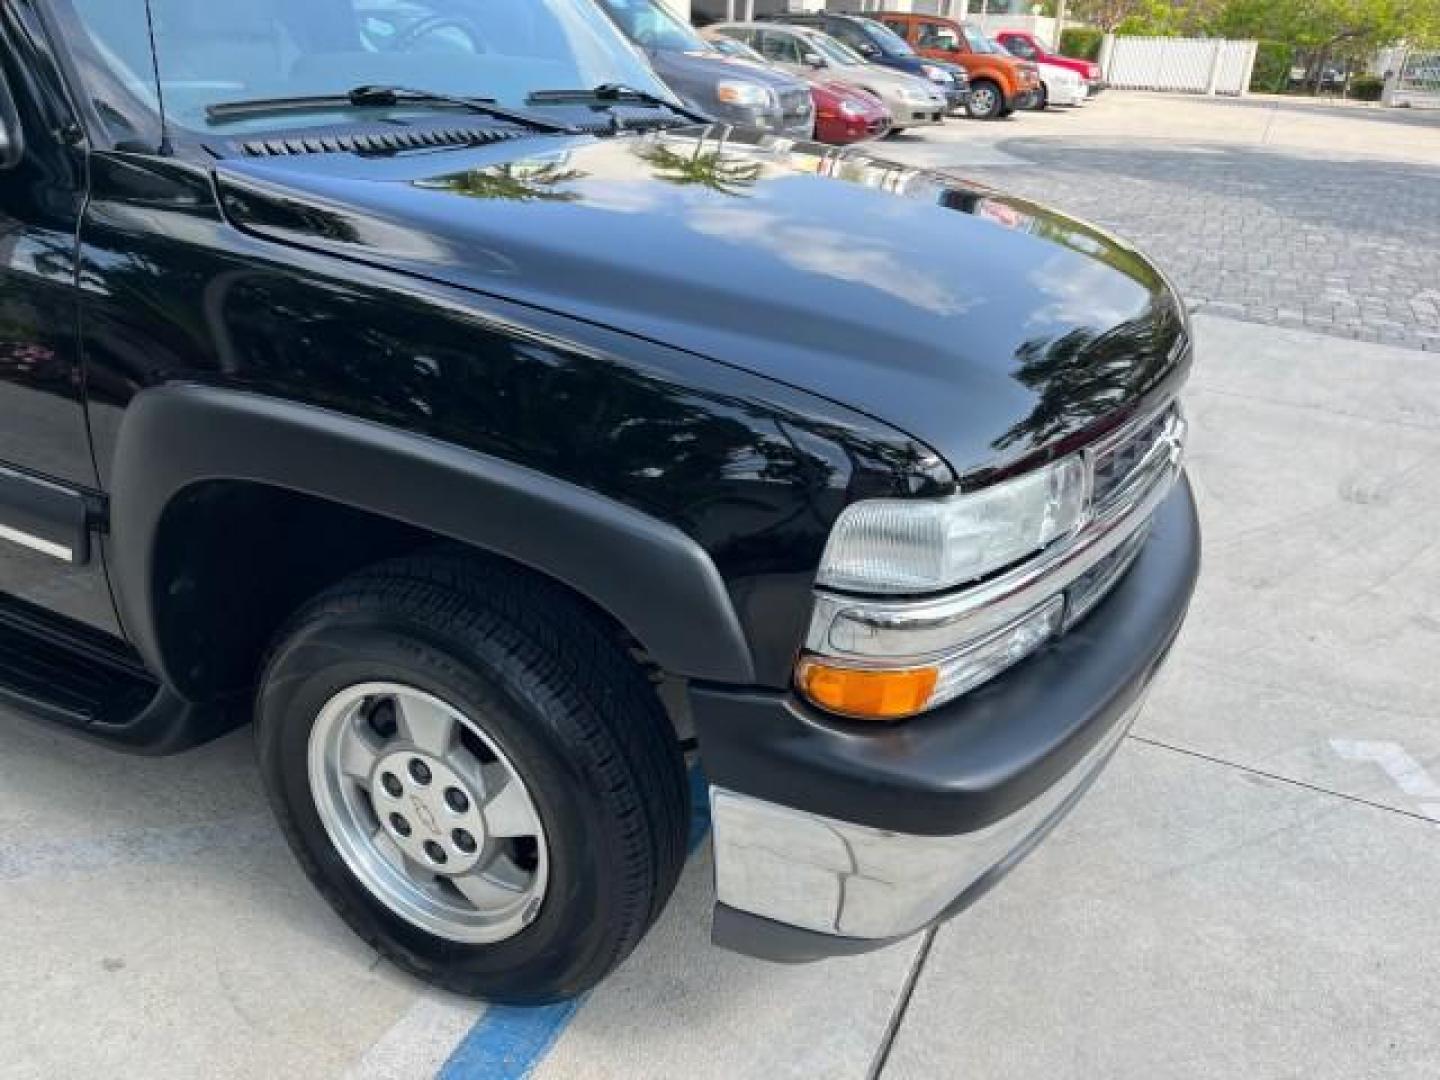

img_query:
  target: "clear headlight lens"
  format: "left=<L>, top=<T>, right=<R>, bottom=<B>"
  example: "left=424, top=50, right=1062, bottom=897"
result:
left=817, top=455, right=1089, bottom=595
left=716, top=80, right=775, bottom=108
left=920, top=63, right=954, bottom=84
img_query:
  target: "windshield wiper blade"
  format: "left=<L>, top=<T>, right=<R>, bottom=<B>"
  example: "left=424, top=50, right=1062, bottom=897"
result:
left=206, top=85, right=577, bottom=133
left=528, top=84, right=711, bottom=124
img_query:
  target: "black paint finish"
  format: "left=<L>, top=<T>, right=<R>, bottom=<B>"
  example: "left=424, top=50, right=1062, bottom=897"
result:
left=0, top=0, right=1192, bottom=719
left=71, top=121, right=1191, bottom=690
left=0, top=3, right=119, bottom=633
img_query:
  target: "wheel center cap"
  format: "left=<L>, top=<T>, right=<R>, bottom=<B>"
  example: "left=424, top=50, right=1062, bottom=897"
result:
left=368, top=750, right=487, bottom=874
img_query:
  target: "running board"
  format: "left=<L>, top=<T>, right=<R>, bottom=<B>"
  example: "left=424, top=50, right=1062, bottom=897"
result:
left=0, top=599, right=239, bottom=753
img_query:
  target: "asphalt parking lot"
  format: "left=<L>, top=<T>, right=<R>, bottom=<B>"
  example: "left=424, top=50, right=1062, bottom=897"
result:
left=3, top=93, right=1439, bottom=1079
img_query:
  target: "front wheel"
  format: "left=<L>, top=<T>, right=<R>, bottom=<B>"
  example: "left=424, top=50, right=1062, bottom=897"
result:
left=1035, top=85, right=1049, bottom=110
left=965, top=79, right=1004, bottom=120
left=257, top=553, right=690, bottom=1003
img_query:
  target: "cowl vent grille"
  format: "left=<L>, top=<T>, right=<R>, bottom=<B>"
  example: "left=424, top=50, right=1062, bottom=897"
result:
left=239, top=126, right=525, bottom=158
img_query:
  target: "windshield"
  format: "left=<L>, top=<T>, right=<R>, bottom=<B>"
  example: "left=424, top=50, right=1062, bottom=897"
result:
left=593, top=0, right=709, bottom=54
left=808, top=33, right=866, bottom=68
left=61, top=0, right=673, bottom=135
left=962, top=24, right=1003, bottom=54
left=854, top=18, right=915, bottom=58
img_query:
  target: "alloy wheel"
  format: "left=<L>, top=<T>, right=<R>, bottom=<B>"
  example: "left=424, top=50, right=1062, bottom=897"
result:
left=308, top=682, right=549, bottom=943
left=968, top=83, right=1000, bottom=118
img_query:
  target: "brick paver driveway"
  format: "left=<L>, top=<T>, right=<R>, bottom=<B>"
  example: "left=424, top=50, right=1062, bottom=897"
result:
left=891, top=95, right=1440, bottom=352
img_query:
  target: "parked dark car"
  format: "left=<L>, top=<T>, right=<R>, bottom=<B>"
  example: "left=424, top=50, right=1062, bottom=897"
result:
left=756, top=11, right=970, bottom=111
left=595, top=0, right=814, bottom=137
left=1, top=0, right=1197, bottom=1004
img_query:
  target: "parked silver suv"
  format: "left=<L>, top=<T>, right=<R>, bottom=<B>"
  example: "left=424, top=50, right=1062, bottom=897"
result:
left=596, top=0, right=814, bottom=138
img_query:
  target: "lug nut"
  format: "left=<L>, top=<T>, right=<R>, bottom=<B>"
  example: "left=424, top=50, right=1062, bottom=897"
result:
left=452, top=828, right=477, bottom=854
left=424, top=840, right=447, bottom=864
left=390, top=813, right=412, bottom=837
left=367, top=697, right=399, bottom=738
left=381, top=772, right=403, bottom=797
left=409, top=758, right=432, bottom=785
left=444, top=787, right=470, bottom=813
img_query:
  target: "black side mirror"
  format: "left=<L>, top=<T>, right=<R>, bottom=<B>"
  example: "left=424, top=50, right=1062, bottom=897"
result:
left=0, top=67, right=25, bottom=170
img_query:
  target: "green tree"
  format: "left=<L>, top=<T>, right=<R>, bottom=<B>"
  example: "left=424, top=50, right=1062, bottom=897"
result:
left=1068, top=0, right=1147, bottom=32
left=1218, top=0, right=1440, bottom=81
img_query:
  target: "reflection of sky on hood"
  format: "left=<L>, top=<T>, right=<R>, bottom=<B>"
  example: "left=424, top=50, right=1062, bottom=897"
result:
left=1026, top=253, right=1145, bottom=330
left=687, top=204, right=975, bottom=318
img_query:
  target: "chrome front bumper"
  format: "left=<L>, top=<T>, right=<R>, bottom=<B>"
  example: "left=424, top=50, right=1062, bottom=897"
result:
left=711, top=695, right=1138, bottom=941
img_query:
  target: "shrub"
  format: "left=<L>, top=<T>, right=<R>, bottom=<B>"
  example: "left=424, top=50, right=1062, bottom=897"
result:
left=1350, top=74, right=1384, bottom=100
left=1250, top=40, right=1293, bottom=93
left=1059, top=27, right=1104, bottom=61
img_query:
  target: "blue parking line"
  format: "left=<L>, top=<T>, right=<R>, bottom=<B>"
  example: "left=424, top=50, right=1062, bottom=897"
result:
left=438, top=767, right=711, bottom=1080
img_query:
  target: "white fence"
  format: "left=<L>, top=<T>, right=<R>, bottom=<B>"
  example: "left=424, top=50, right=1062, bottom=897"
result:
left=1101, top=36, right=1259, bottom=96
left=1384, top=48, right=1440, bottom=109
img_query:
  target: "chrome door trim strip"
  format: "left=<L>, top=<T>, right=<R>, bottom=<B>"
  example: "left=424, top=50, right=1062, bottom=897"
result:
left=0, top=521, right=74, bottom=562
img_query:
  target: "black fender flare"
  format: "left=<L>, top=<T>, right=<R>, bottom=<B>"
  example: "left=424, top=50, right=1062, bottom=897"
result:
left=108, top=384, right=757, bottom=689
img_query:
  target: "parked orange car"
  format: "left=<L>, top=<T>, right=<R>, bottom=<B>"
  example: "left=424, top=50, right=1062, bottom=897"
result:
left=877, top=13, right=1041, bottom=119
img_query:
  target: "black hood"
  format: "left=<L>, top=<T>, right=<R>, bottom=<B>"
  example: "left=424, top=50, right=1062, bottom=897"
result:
left=214, top=125, right=1189, bottom=480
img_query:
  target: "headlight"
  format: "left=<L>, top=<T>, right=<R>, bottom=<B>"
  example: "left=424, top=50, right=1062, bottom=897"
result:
left=817, top=455, right=1089, bottom=595
left=920, top=63, right=954, bottom=84
left=799, top=402, right=1188, bottom=721
left=901, top=84, right=938, bottom=103
left=798, top=596, right=1065, bottom=720
left=716, top=80, right=775, bottom=108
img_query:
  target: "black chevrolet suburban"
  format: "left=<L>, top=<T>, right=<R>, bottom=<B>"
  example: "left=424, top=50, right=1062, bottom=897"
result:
left=0, top=0, right=1198, bottom=1003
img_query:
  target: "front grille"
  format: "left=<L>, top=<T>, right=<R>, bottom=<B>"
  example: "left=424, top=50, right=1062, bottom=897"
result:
left=778, top=88, right=813, bottom=118
left=1091, top=404, right=1182, bottom=513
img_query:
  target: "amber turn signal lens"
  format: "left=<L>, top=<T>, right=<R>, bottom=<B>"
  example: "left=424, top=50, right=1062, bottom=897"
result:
left=797, top=660, right=939, bottom=721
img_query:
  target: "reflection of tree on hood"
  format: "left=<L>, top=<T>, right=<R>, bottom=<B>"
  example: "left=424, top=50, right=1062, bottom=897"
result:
left=635, top=141, right=762, bottom=196
left=421, top=163, right=584, bottom=202
left=994, top=303, right=1181, bottom=453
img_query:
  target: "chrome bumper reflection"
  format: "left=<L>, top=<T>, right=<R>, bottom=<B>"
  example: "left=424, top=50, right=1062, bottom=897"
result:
left=710, top=700, right=1138, bottom=940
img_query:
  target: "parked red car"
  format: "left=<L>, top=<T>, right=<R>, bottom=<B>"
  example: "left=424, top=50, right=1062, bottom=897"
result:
left=704, top=32, right=892, bottom=143
left=993, top=30, right=1105, bottom=96
left=808, top=79, right=892, bottom=143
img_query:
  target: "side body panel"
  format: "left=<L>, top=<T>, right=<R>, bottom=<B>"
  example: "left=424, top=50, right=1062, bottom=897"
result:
left=78, top=152, right=941, bottom=692
left=0, top=2, right=118, bottom=632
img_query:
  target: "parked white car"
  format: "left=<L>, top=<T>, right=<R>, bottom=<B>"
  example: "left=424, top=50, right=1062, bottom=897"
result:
left=1031, top=59, right=1088, bottom=107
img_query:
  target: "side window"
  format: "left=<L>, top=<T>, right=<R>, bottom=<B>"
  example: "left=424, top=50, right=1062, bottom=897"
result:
left=830, top=21, right=871, bottom=50
left=917, top=22, right=960, bottom=51
left=877, top=19, right=908, bottom=42
left=757, top=30, right=800, bottom=65
left=1006, top=36, right=1036, bottom=59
